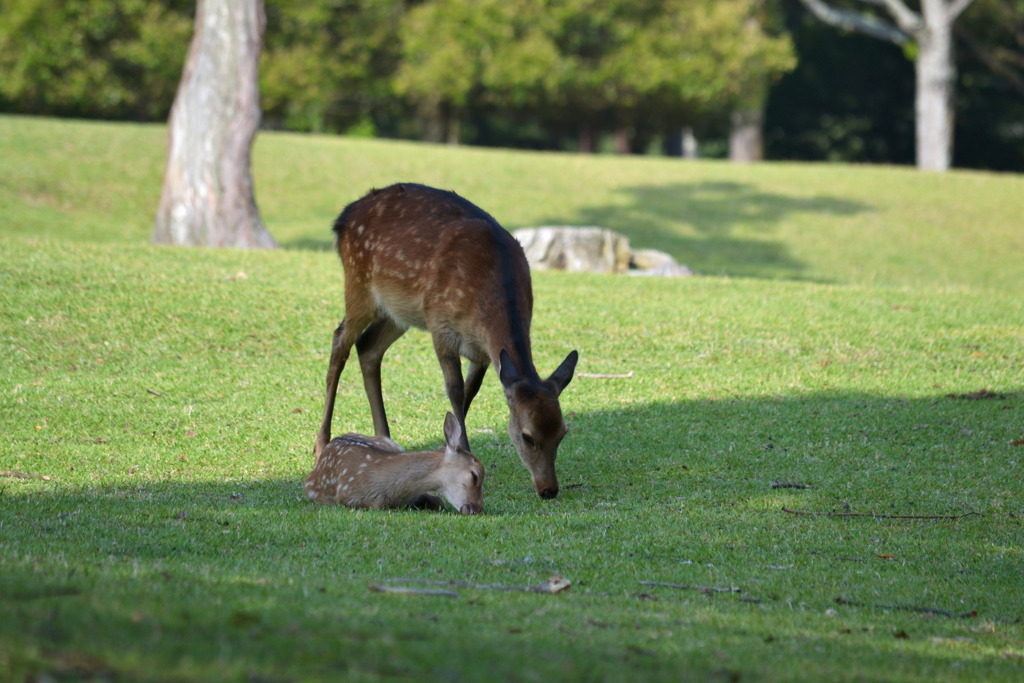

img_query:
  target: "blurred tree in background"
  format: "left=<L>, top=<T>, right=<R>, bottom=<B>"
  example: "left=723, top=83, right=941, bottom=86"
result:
left=260, top=0, right=405, bottom=135
left=954, top=0, right=1024, bottom=171
left=0, top=0, right=193, bottom=120
left=0, top=0, right=1020, bottom=169
left=394, top=0, right=794, bottom=152
left=765, top=0, right=1023, bottom=171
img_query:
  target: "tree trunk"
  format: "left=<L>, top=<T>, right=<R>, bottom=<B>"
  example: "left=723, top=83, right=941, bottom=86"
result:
left=797, top=0, right=975, bottom=172
left=153, top=0, right=276, bottom=248
left=443, top=102, right=460, bottom=145
left=682, top=127, right=699, bottom=159
left=613, top=128, right=629, bottom=154
left=916, top=1, right=957, bottom=171
left=578, top=124, right=596, bottom=154
left=729, top=107, right=764, bottom=162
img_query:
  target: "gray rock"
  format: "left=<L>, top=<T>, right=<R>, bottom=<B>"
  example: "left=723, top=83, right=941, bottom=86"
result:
left=513, top=226, right=694, bottom=278
left=628, top=248, right=695, bottom=278
left=513, top=226, right=632, bottom=274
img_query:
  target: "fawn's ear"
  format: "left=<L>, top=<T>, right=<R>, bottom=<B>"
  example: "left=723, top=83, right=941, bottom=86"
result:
left=547, top=350, right=579, bottom=396
left=498, top=348, right=521, bottom=391
left=442, top=412, right=463, bottom=454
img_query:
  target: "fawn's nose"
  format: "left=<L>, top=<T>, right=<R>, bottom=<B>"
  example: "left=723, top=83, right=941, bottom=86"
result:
left=460, top=503, right=482, bottom=515
left=538, top=486, right=558, bottom=499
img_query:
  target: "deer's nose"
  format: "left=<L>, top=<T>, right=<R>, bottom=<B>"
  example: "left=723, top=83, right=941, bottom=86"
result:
left=459, top=503, right=482, bottom=515
left=538, top=486, right=558, bottom=499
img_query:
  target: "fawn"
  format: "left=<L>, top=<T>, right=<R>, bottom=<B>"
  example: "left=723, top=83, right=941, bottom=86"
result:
left=305, top=412, right=484, bottom=514
left=315, top=183, right=577, bottom=499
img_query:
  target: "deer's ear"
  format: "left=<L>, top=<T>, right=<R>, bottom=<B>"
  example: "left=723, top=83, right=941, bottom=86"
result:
left=547, top=350, right=579, bottom=396
left=498, top=349, right=521, bottom=390
left=442, top=412, right=462, bottom=453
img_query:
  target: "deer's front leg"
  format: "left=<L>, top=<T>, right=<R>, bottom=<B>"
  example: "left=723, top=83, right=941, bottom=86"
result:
left=463, top=359, right=489, bottom=417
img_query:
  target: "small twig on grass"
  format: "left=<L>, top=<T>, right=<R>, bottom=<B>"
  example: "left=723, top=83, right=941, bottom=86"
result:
left=0, top=470, right=52, bottom=481
left=772, top=481, right=811, bottom=489
left=639, top=581, right=741, bottom=594
left=578, top=371, right=633, bottom=379
left=370, top=575, right=571, bottom=596
left=836, top=597, right=977, bottom=619
left=368, top=584, right=459, bottom=598
left=782, top=506, right=979, bottom=520
left=145, top=387, right=163, bottom=397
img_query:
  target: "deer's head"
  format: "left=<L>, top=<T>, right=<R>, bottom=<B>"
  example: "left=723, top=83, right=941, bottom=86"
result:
left=499, top=349, right=578, bottom=499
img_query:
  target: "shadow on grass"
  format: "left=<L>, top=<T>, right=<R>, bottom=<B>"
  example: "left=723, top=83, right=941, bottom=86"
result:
left=280, top=181, right=871, bottom=282
left=1, top=391, right=1020, bottom=680
left=535, top=182, right=870, bottom=281
left=556, top=390, right=1019, bottom=510
left=4, top=390, right=1017, bottom=544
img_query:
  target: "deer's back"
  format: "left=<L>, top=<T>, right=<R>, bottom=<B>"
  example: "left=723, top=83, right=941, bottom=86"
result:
left=333, top=184, right=533, bottom=349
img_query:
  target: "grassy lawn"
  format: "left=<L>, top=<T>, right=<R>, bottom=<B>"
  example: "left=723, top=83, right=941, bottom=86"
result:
left=1, top=115, right=1022, bottom=681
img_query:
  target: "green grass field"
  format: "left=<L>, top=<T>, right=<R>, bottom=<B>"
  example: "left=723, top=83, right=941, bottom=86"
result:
left=2, top=115, right=1023, bottom=682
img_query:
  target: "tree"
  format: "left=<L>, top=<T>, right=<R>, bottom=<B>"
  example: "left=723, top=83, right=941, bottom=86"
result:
left=0, top=0, right=192, bottom=121
left=394, top=0, right=508, bottom=143
left=393, top=0, right=794, bottom=152
left=728, top=2, right=795, bottom=162
left=957, top=0, right=1024, bottom=97
left=261, top=0, right=406, bottom=134
left=153, top=0, right=276, bottom=248
left=797, top=0, right=977, bottom=171
left=953, top=0, right=1024, bottom=170
left=765, top=1, right=916, bottom=165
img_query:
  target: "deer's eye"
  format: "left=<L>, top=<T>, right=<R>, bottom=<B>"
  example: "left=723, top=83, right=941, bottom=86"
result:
left=521, top=433, right=536, bottom=447
left=471, top=471, right=479, bottom=484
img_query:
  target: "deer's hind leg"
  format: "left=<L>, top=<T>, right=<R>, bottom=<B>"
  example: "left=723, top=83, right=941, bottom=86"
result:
left=315, top=322, right=353, bottom=459
left=356, top=317, right=407, bottom=439
left=315, top=309, right=379, bottom=460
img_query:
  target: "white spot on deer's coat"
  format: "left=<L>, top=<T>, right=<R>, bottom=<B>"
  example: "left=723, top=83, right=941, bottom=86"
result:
left=348, top=476, right=355, bottom=482
left=365, top=454, right=372, bottom=460
left=341, top=469, right=348, bottom=477
left=356, top=224, right=365, bottom=235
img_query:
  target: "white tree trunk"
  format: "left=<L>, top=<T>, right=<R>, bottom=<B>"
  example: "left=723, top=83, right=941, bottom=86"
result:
left=682, top=127, right=699, bottom=159
left=153, top=0, right=276, bottom=248
left=916, top=0, right=957, bottom=171
left=798, top=0, right=976, bottom=172
left=729, top=108, right=764, bottom=162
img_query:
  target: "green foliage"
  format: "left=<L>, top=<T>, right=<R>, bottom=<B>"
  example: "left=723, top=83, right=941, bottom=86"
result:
left=1, top=0, right=1020, bottom=167
left=953, top=0, right=1024, bottom=170
left=766, top=1, right=917, bottom=165
left=2, top=117, right=1024, bottom=681
left=261, top=0, right=406, bottom=133
left=0, top=0, right=193, bottom=120
left=396, top=0, right=795, bottom=140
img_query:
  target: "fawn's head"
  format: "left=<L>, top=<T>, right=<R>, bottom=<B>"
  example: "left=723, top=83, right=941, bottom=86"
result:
left=438, top=412, right=485, bottom=514
left=499, top=349, right=578, bottom=499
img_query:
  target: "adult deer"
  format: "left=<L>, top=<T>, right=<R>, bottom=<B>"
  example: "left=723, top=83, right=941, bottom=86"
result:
left=315, top=183, right=578, bottom=499
left=306, top=412, right=484, bottom=514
